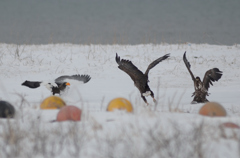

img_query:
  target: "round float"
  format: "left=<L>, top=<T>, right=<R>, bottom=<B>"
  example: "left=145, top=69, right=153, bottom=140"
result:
left=0, top=100, right=15, bottom=118
left=107, top=98, right=133, bottom=112
left=40, top=96, right=66, bottom=109
left=199, top=102, right=227, bottom=117
left=56, top=105, right=81, bottom=122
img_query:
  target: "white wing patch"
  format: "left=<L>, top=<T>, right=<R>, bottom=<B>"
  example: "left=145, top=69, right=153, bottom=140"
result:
left=41, top=81, right=57, bottom=91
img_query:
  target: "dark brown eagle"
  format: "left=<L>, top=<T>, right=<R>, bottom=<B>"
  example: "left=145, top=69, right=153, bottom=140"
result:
left=116, top=53, right=170, bottom=105
left=183, top=52, right=222, bottom=103
left=22, top=74, right=91, bottom=95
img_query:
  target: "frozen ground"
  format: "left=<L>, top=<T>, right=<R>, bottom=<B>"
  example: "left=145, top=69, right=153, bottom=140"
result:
left=0, top=43, right=239, bottom=157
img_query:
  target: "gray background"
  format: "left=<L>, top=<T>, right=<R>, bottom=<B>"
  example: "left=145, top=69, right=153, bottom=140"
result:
left=0, top=0, right=239, bottom=45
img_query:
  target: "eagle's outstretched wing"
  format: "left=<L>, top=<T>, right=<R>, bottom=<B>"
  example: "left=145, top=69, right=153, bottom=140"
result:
left=55, top=74, right=91, bottom=84
left=116, top=53, right=145, bottom=81
left=202, top=68, right=222, bottom=90
left=144, top=54, right=170, bottom=75
left=22, top=80, right=41, bottom=88
left=183, top=52, right=195, bottom=81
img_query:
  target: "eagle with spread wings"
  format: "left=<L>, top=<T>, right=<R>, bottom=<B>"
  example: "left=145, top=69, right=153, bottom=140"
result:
left=183, top=52, right=222, bottom=103
left=116, top=53, right=170, bottom=105
left=22, top=74, right=91, bottom=95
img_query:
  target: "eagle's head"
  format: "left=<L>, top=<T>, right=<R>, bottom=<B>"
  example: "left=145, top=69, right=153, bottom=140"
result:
left=64, top=82, right=70, bottom=86
left=58, top=82, right=70, bottom=90
left=196, top=76, right=201, bottom=82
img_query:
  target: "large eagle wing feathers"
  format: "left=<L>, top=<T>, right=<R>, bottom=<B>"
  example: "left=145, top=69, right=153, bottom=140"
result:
left=183, top=52, right=196, bottom=82
left=55, top=74, right=91, bottom=84
left=115, top=53, right=145, bottom=81
left=144, top=54, right=170, bottom=75
left=202, top=68, right=222, bottom=90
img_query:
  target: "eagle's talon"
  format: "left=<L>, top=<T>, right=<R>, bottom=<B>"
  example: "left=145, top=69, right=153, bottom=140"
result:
left=153, top=98, right=157, bottom=103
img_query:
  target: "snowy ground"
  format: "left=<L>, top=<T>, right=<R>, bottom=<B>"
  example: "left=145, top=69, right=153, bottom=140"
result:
left=0, top=43, right=240, bottom=157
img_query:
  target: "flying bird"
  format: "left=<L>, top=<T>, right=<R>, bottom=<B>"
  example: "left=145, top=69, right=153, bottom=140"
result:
left=22, top=74, right=91, bottom=95
left=116, top=53, right=170, bottom=105
left=183, top=52, right=222, bottom=103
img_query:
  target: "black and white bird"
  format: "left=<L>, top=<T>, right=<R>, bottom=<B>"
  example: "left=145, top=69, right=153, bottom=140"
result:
left=116, top=53, right=170, bottom=105
left=22, top=74, right=91, bottom=95
left=183, top=52, right=222, bottom=103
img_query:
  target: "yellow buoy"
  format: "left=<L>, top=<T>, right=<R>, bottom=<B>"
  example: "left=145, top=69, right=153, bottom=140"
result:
left=199, top=102, right=227, bottom=117
left=107, top=98, right=133, bottom=112
left=40, top=96, right=66, bottom=109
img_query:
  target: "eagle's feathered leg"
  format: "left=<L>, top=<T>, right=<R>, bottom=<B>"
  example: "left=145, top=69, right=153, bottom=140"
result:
left=150, top=90, right=157, bottom=103
left=192, top=90, right=209, bottom=103
left=143, top=84, right=156, bottom=104
left=141, top=95, right=149, bottom=105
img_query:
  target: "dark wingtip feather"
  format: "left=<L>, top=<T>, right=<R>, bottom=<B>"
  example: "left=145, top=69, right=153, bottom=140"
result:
left=115, top=53, right=120, bottom=64
left=85, top=74, right=91, bottom=83
left=80, top=74, right=91, bottom=83
left=160, top=53, right=170, bottom=62
left=183, top=51, right=187, bottom=60
left=183, top=51, right=191, bottom=68
left=21, top=80, right=27, bottom=86
left=67, top=74, right=91, bottom=83
left=212, top=68, right=223, bottom=81
left=163, top=53, right=170, bottom=59
left=183, top=51, right=186, bottom=59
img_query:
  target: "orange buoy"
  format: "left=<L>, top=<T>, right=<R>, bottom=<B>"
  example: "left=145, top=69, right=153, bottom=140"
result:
left=40, top=96, right=66, bottom=109
left=107, top=98, right=133, bottom=112
left=199, top=102, right=227, bottom=117
left=56, top=105, right=81, bottom=121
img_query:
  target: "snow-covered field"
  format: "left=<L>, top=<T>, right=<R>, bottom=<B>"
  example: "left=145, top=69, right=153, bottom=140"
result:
left=0, top=43, right=240, bottom=158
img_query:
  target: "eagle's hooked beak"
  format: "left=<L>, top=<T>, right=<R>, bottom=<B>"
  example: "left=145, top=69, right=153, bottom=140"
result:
left=66, top=82, right=70, bottom=86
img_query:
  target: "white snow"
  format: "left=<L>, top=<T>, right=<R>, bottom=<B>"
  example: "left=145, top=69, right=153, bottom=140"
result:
left=0, top=43, right=239, bottom=157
